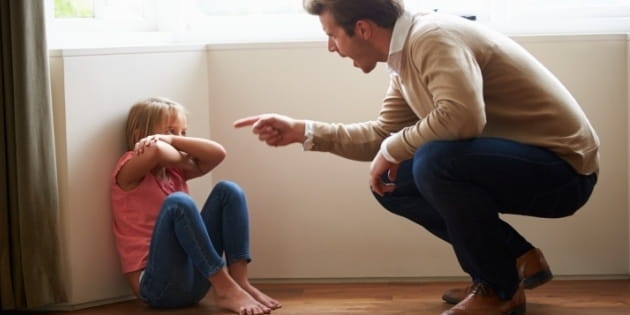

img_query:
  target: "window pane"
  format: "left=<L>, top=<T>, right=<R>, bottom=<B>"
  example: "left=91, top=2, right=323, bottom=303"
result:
left=194, top=0, right=304, bottom=16
left=508, top=0, right=630, bottom=18
left=53, top=0, right=150, bottom=21
left=54, top=0, right=94, bottom=18
left=510, top=0, right=630, bottom=10
left=100, top=0, right=148, bottom=20
left=408, top=0, right=489, bottom=14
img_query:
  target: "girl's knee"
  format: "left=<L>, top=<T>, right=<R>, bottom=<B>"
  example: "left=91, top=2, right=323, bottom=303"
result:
left=214, top=180, right=245, bottom=198
left=163, top=192, right=196, bottom=213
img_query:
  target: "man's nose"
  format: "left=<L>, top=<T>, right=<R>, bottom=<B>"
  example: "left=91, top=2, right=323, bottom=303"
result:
left=327, top=38, right=337, bottom=52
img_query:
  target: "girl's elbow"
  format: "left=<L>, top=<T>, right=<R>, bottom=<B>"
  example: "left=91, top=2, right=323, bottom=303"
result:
left=217, top=146, right=227, bottom=162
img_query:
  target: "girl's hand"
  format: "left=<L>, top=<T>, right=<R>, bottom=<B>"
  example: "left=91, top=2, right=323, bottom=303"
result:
left=134, top=135, right=173, bottom=154
left=134, top=135, right=157, bottom=155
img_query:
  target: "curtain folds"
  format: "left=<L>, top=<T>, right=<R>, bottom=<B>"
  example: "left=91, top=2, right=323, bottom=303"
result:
left=0, top=0, right=66, bottom=310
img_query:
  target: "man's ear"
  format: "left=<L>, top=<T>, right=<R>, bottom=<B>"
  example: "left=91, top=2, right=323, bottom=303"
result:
left=355, top=20, right=372, bottom=39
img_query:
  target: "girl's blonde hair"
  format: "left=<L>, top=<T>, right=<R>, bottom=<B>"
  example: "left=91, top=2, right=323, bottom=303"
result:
left=125, top=97, right=187, bottom=150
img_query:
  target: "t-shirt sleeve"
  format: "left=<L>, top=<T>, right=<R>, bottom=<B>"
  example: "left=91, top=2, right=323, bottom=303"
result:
left=111, top=151, right=136, bottom=189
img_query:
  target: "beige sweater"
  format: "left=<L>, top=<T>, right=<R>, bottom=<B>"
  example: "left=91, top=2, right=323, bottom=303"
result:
left=309, top=12, right=599, bottom=175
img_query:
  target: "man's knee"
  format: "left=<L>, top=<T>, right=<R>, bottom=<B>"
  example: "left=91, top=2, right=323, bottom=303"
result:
left=413, top=140, right=460, bottom=189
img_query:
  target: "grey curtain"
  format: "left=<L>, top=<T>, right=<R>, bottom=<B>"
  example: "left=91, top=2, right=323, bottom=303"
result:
left=0, top=0, right=67, bottom=310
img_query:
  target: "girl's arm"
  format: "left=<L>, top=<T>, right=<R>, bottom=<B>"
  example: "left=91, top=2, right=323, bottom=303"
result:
left=165, top=135, right=226, bottom=179
left=116, top=135, right=226, bottom=191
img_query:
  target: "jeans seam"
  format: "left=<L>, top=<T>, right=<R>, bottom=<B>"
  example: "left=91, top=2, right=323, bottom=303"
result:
left=179, top=206, right=225, bottom=277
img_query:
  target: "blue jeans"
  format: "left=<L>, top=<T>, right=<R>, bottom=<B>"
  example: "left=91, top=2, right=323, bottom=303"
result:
left=373, top=138, right=597, bottom=300
left=139, top=181, right=251, bottom=308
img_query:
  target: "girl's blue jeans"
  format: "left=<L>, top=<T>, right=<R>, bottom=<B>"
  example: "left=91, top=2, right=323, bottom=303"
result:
left=373, top=138, right=597, bottom=300
left=139, top=180, right=251, bottom=308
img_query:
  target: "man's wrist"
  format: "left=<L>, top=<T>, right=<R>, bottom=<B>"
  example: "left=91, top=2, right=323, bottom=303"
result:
left=379, top=137, right=399, bottom=163
left=303, top=120, right=314, bottom=150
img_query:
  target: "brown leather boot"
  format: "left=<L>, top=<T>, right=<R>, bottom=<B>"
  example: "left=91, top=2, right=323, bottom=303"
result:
left=441, top=283, right=526, bottom=315
left=442, top=248, right=552, bottom=305
left=517, top=248, right=553, bottom=289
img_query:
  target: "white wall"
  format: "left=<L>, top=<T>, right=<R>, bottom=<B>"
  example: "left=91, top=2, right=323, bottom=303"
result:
left=50, top=34, right=629, bottom=307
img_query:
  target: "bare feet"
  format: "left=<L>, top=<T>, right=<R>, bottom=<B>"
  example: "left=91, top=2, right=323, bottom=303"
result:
left=209, top=269, right=271, bottom=314
left=227, top=261, right=282, bottom=310
left=237, top=281, right=282, bottom=310
left=209, top=286, right=270, bottom=315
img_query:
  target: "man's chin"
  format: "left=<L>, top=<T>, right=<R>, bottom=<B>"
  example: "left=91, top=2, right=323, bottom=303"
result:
left=353, top=60, right=376, bottom=73
left=360, top=64, right=376, bottom=73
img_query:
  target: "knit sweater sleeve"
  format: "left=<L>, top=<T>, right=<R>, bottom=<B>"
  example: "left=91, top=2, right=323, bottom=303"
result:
left=385, top=28, right=487, bottom=162
left=308, top=76, right=418, bottom=161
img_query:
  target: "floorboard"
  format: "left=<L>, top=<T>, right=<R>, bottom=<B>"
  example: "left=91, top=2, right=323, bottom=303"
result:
left=45, top=279, right=630, bottom=314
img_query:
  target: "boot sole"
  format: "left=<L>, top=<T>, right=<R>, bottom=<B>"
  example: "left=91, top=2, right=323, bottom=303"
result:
left=441, top=294, right=461, bottom=305
left=442, top=272, right=553, bottom=305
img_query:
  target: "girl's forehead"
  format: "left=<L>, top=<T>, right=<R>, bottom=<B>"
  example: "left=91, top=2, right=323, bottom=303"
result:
left=173, top=111, right=187, bottom=121
left=166, top=111, right=188, bottom=126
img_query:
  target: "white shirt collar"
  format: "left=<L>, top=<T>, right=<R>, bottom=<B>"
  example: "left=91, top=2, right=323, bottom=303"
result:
left=387, top=11, right=414, bottom=75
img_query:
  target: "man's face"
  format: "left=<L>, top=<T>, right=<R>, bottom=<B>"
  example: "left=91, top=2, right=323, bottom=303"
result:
left=319, top=10, right=378, bottom=73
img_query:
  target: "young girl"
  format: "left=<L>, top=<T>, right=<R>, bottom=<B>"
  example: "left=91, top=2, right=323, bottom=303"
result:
left=110, top=97, right=280, bottom=314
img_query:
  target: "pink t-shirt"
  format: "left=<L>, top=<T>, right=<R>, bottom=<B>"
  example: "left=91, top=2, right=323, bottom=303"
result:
left=110, top=151, right=189, bottom=274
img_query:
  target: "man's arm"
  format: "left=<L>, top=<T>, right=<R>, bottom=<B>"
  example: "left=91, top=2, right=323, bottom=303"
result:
left=234, top=114, right=306, bottom=146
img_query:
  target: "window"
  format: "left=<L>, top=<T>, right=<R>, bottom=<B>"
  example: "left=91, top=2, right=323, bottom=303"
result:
left=169, top=0, right=320, bottom=43
left=47, top=0, right=162, bottom=48
left=497, top=0, right=630, bottom=34
left=46, top=0, right=630, bottom=49
left=49, top=0, right=155, bottom=31
left=54, top=0, right=94, bottom=18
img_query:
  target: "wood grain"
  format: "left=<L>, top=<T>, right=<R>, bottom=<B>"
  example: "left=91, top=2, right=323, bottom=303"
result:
left=47, top=279, right=630, bottom=314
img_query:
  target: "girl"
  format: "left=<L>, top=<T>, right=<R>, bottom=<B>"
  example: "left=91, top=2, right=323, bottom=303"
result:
left=110, top=97, right=280, bottom=314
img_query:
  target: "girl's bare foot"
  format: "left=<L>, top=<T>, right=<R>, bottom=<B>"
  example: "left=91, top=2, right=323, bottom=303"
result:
left=227, top=261, right=282, bottom=310
left=209, top=269, right=271, bottom=314
left=209, top=286, right=270, bottom=315
left=237, top=281, right=282, bottom=310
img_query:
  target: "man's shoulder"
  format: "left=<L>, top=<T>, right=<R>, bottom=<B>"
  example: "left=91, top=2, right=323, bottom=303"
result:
left=407, top=12, right=508, bottom=53
left=409, top=12, right=474, bottom=37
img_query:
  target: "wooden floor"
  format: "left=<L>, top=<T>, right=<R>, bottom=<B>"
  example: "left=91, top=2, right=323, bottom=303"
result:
left=47, top=279, right=630, bottom=314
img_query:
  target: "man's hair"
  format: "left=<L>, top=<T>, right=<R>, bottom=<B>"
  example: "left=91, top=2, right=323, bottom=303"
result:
left=303, top=0, right=404, bottom=36
left=125, top=97, right=187, bottom=150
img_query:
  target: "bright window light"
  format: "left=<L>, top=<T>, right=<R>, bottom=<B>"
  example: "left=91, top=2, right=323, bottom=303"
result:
left=45, top=0, right=630, bottom=49
left=54, top=0, right=94, bottom=18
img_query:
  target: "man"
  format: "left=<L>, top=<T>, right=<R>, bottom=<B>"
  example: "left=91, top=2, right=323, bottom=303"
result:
left=234, top=0, right=599, bottom=314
